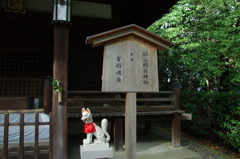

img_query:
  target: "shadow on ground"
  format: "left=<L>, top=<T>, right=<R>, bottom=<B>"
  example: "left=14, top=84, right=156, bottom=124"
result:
left=68, top=124, right=201, bottom=159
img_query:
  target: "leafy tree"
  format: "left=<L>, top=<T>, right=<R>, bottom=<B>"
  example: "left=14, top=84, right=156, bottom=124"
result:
left=148, top=0, right=240, bottom=92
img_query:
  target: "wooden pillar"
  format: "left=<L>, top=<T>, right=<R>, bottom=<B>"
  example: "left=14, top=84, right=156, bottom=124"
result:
left=172, top=114, right=181, bottom=147
left=52, top=23, right=69, bottom=159
left=173, top=79, right=180, bottom=110
left=125, top=93, right=136, bottom=159
left=172, top=79, right=181, bottom=147
left=114, top=117, right=123, bottom=151
left=44, top=76, right=52, bottom=114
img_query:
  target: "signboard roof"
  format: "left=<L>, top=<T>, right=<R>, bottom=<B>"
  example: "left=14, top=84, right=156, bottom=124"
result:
left=86, top=24, right=174, bottom=51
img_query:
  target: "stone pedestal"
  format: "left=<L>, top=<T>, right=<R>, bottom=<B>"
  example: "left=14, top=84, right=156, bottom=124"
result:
left=80, top=145, right=113, bottom=159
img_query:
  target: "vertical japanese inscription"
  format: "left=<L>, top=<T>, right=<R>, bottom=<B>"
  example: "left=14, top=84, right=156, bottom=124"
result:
left=142, top=51, right=149, bottom=84
left=102, top=40, right=158, bottom=92
left=116, top=55, right=124, bottom=83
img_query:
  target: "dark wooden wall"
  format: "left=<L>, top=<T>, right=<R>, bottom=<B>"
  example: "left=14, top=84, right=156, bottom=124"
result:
left=0, top=10, right=120, bottom=98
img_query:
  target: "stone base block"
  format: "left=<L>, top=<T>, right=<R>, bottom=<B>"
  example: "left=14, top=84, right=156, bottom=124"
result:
left=83, top=143, right=109, bottom=150
left=80, top=145, right=113, bottom=159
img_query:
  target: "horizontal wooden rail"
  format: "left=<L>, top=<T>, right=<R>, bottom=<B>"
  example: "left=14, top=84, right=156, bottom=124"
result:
left=68, top=110, right=185, bottom=118
left=68, top=105, right=174, bottom=113
left=0, top=109, right=44, bottom=113
left=67, top=91, right=176, bottom=114
left=68, top=91, right=174, bottom=94
left=68, top=97, right=174, bottom=102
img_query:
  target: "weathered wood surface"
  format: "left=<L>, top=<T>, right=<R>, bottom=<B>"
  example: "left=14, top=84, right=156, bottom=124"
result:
left=52, top=23, right=69, bottom=159
left=181, top=113, right=192, bottom=120
left=114, top=117, right=123, bottom=151
left=102, top=36, right=158, bottom=92
left=68, top=110, right=185, bottom=118
left=125, top=93, right=136, bottom=159
left=68, top=91, right=175, bottom=112
left=68, top=91, right=173, bottom=94
left=68, top=106, right=173, bottom=113
left=44, top=77, right=52, bottom=114
left=0, top=96, right=34, bottom=110
left=86, top=24, right=174, bottom=51
left=172, top=114, right=181, bottom=148
left=3, top=113, right=9, bottom=159
left=19, top=113, right=24, bottom=159
left=68, top=97, right=174, bottom=102
left=0, top=109, right=44, bottom=113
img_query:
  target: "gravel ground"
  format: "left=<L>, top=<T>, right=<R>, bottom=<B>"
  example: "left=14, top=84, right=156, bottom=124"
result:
left=152, top=127, right=230, bottom=159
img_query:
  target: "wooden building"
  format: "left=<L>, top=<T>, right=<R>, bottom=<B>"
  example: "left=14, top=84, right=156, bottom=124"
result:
left=0, top=0, right=181, bottom=158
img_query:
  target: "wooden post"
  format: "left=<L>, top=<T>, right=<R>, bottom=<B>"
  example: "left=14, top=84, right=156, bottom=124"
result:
left=35, top=113, right=39, bottom=159
left=125, top=93, right=136, bottom=159
left=172, top=114, right=181, bottom=147
left=114, top=117, right=123, bottom=151
left=44, top=76, right=52, bottom=114
left=172, top=79, right=181, bottom=147
left=49, top=113, right=53, bottom=159
left=19, top=113, right=24, bottom=159
left=52, top=23, right=69, bottom=159
left=3, top=113, right=9, bottom=159
left=173, top=79, right=180, bottom=110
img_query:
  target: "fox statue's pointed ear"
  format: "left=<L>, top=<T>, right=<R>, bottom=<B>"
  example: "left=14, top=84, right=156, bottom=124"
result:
left=86, top=108, right=91, bottom=114
left=81, top=108, right=85, bottom=113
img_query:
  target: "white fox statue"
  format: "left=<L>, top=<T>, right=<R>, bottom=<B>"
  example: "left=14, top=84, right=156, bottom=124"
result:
left=81, top=108, right=110, bottom=145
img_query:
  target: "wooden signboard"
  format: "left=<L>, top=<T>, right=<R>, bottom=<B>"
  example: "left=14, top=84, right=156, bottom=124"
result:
left=102, top=36, right=158, bottom=92
left=86, top=24, right=173, bottom=159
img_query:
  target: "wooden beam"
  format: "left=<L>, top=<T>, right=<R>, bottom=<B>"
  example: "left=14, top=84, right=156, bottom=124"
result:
left=173, top=79, right=180, bottom=110
left=114, top=117, right=123, bottom=151
left=125, top=93, right=136, bottom=159
left=3, top=113, right=9, bottom=159
left=172, top=114, right=181, bottom=148
left=181, top=113, right=192, bottom=120
left=52, top=23, right=69, bottom=159
left=19, top=113, right=24, bottom=159
left=44, top=77, right=52, bottom=114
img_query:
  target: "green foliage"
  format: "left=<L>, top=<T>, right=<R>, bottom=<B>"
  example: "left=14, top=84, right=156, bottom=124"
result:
left=51, top=77, right=63, bottom=92
left=148, top=0, right=240, bottom=91
left=181, top=91, right=240, bottom=152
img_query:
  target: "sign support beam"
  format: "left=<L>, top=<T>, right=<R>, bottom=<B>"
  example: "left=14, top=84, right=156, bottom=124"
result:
left=125, top=92, right=136, bottom=159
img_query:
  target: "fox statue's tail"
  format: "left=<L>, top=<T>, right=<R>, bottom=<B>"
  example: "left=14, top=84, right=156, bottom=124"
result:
left=101, top=118, right=110, bottom=143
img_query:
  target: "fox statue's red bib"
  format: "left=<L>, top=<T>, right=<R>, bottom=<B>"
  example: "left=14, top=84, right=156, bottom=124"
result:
left=81, top=108, right=110, bottom=145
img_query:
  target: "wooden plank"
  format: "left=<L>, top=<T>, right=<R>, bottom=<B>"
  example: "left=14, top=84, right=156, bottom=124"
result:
left=0, top=96, right=34, bottom=110
left=67, top=105, right=173, bottom=113
left=19, top=113, right=24, bottom=159
left=125, top=93, right=136, bottom=159
left=49, top=113, right=53, bottom=159
left=4, top=122, right=49, bottom=126
left=114, top=117, right=123, bottom=151
left=173, top=79, right=180, bottom=110
left=86, top=24, right=173, bottom=51
left=0, top=109, right=44, bottom=113
left=3, top=113, right=9, bottom=159
left=68, top=97, right=174, bottom=102
left=68, top=90, right=173, bottom=94
left=102, top=36, right=158, bottom=92
left=35, top=113, right=39, bottom=159
left=44, top=77, right=52, bottom=114
left=137, top=98, right=174, bottom=101
left=181, top=113, right=192, bottom=120
left=6, top=150, right=49, bottom=156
